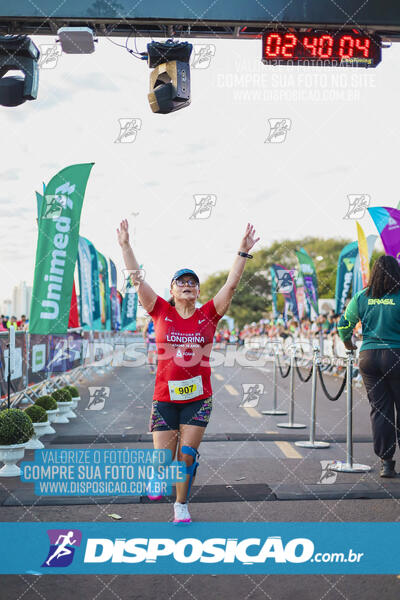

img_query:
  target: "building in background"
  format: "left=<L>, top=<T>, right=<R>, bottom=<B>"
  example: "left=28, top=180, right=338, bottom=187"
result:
left=1, top=298, right=12, bottom=317
left=8, top=281, right=32, bottom=318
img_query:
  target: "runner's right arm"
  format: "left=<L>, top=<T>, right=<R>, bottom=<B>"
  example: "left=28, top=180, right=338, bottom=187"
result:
left=117, top=219, right=157, bottom=313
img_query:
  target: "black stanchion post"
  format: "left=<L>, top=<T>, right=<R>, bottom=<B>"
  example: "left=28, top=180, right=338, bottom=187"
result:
left=295, top=345, right=330, bottom=449
left=262, top=343, right=287, bottom=416
left=329, top=350, right=370, bottom=473
left=277, top=344, right=306, bottom=429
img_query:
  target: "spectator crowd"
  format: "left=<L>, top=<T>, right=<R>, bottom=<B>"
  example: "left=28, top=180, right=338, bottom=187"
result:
left=214, top=311, right=362, bottom=354
left=0, top=314, right=28, bottom=331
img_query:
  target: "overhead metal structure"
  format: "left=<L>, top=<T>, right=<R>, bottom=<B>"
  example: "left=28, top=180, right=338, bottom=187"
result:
left=1, top=1, right=400, bottom=41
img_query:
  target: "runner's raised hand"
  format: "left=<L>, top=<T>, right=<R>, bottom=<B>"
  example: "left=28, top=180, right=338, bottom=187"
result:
left=116, top=219, right=130, bottom=247
left=239, top=223, right=260, bottom=253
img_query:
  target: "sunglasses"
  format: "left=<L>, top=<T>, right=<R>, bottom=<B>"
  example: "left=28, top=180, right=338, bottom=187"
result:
left=174, top=279, right=198, bottom=287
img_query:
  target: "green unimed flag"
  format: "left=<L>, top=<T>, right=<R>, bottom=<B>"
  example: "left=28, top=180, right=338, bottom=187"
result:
left=29, top=163, right=94, bottom=334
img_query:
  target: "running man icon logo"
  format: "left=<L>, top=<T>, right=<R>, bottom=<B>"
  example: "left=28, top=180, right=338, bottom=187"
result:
left=42, top=529, right=82, bottom=567
left=191, top=44, right=216, bottom=69
left=265, top=119, right=291, bottom=143
left=317, top=461, right=338, bottom=485
left=241, top=383, right=264, bottom=408
left=47, top=339, right=81, bottom=371
left=42, top=182, right=76, bottom=219
left=189, top=195, right=217, bottom=220
left=114, top=118, right=142, bottom=143
left=121, top=269, right=146, bottom=293
left=275, top=270, right=294, bottom=294
left=38, top=44, right=62, bottom=69
left=86, top=386, right=110, bottom=411
left=343, top=194, right=370, bottom=220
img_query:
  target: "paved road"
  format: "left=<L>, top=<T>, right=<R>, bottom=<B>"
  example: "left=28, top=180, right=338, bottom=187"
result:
left=1, top=342, right=399, bottom=599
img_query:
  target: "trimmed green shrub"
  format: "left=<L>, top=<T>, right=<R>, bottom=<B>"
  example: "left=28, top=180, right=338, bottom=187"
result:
left=0, top=409, right=34, bottom=445
left=64, top=385, right=79, bottom=398
left=52, top=389, right=72, bottom=403
left=25, top=404, right=48, bottom=423
left=34, top=395, right=57, bottom=411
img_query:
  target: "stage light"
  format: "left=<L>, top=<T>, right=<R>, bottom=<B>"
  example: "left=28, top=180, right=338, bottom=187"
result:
left=0, top=35, right=39, bottom=107
left=147, top=39, right=193, bottom=114
left=57, top=27, right=96, bottom=54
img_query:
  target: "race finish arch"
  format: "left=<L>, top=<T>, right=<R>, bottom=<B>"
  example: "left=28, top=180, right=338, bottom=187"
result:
left=1, top=1, right=400, bottom=42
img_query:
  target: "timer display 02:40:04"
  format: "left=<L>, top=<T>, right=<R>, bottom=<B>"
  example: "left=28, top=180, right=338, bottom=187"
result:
left=262, top=31, right=382, bottom=67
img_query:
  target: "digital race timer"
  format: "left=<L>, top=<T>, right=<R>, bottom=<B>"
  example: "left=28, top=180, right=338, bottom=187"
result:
left=262, top=30, right=382, bottom=68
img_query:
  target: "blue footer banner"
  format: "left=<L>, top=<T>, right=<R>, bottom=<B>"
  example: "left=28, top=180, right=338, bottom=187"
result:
left=0, top=522, right=399, bottom=574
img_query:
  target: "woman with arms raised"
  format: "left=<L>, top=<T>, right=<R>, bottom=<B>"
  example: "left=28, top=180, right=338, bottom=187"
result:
left=117, top=220, right=259, bottom=522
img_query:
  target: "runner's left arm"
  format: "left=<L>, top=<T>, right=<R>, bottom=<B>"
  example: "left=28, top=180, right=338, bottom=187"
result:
left=117, top=219, right=158, bottom=313
left=213, top=223, right=260, bottom=317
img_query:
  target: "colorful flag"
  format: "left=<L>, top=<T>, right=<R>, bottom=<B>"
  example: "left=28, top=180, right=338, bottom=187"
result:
left=270, top=267, right=278, bottom=319
left=37, top=184, right=79, bottom=329
left=68, top=280, right=80, bottom=328
left=109, top=258, right=121, bottom=331
left=271, top=264, right=299, bottom=321
left=352, top=234, right=376, bottom=295
left=29, top=163, right=94, bottom=334
left=356, top=223, right=374, bottom=289
left=85, top=239, right=101, bottom=330
left=35, top=191, right=43, bottom=220
left=97, top=251, right=111, bottom=330
left=295, top=248, right=319, bottom=316
left=35, top=182, right=46, bottom=219
left=335, top=241, right=358, bottom=314
left=121, top=273, right=138, bottom=331
left=97, top=252, right=106, bottom=329
left=295, top=271, right=307, bottom=320
left=368, top=206, right=400, bottom=263
left=77, top=237, right=93, bottom=330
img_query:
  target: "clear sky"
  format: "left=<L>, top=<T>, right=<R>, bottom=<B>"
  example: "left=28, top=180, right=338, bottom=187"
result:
left=0, top=34, right=397, bottom=304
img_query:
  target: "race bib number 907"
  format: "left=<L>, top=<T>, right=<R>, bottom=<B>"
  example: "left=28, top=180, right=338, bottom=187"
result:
left=168, top=375, right=203, bottom=401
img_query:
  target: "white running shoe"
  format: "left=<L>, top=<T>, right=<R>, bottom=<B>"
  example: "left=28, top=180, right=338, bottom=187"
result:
left=173, top=501, right=191, bottom=523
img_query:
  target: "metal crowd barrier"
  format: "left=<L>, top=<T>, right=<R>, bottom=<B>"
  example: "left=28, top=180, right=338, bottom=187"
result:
left=258, top=340, right=370, bottom=473
left=329, top=351, right=371, bottom=473
left=0, top=328, right=139, bottom=409
left=276, top=346, right=306, bottom=429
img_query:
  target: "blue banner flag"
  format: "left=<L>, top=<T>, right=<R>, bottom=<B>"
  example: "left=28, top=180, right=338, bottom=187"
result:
left=121, top=273, right=138, bottom=331
left=272, top=264, right=299, bottom=321
left=109, top=258, right=121, bottom=331
left=85, top=239, right=101, bottom=330
left=77, top=237, right=93, bottom=330
left=270, top=267, right=278, bottom=318
left=335, top=241, right=358, bottom=314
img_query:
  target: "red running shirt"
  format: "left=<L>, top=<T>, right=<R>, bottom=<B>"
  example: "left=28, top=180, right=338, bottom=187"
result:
left=148, top=296, right=222, bottom=403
